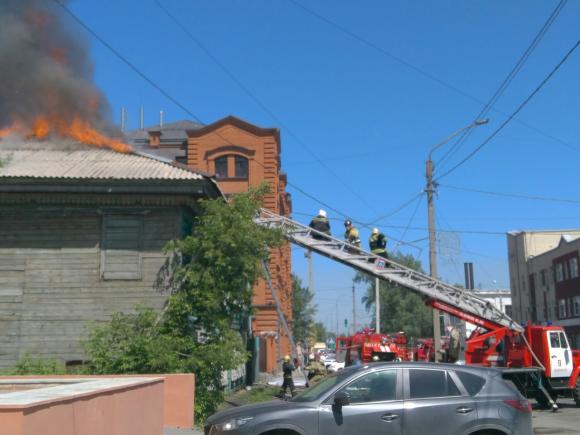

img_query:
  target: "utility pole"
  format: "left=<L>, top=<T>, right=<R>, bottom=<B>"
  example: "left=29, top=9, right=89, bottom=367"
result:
left=425, top=158, right=442, bottom=362
left=375, top=277, right=380, bottom=333
left=425, top=118, right=489, bottom=363
left=352, top=281, right=356, bottom=335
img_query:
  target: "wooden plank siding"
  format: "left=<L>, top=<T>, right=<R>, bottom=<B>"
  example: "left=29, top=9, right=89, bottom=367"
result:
left=0, top=206, right=190, bottom=368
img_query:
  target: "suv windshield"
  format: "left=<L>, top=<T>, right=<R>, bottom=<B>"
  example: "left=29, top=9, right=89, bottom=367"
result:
left=292, top=367, right=358, bottom=403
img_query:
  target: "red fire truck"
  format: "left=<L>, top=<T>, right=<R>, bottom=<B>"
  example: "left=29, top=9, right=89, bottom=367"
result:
left=336, top=329, right=411, bottom=365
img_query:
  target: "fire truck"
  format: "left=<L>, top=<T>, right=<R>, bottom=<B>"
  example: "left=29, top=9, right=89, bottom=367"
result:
left=256, top=209, right=580, bottom=410
left=336, top=329, right=410, bottom=364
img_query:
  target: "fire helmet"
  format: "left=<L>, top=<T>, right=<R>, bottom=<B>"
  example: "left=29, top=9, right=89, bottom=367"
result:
left=284, top=355, right=291, bottom=362
left=344, top=219, right=352, bottom=227
left=319, top=209, right=327, bottom=218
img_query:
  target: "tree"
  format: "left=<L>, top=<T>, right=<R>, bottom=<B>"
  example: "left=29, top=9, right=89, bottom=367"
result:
left=83, top=184, right=282, bottom=421
left=291, top=275, right=316, bottom=345
left=313, top=322, right=328, bottom=343
left=358, top=252, right=433, bottom=340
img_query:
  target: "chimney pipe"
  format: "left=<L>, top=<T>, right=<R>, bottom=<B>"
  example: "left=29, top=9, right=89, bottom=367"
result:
left=464, top=262, right=474, bottom=290
left=139, top=107, right=144, bottom=130
left=159, top=110, right=164, bottom=128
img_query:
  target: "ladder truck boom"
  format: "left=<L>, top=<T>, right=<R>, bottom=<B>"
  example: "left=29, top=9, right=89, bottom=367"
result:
left=255, top=208, right=522, bottom=333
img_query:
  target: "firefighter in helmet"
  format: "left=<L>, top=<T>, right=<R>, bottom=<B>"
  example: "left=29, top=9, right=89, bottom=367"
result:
left=344, top=219, right=360, bottom=248
left=279, top=355, right=296, bottom=398
left=309, top=209, right=331, bottom=240
left=369, top=228, right=388, bottom=259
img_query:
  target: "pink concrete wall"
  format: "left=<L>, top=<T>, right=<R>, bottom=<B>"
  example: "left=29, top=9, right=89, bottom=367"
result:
left=0, top=380, right=164, bottom=435
left=0, top=373, right=195, bottom=429
left=161, top=374, right=195, bottom=428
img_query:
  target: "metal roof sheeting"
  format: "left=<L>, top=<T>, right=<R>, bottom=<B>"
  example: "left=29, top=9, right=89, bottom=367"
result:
left=0, top=148, right=204, bottom=181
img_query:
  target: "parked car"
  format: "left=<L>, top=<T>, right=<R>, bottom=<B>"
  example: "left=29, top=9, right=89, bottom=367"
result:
left=204, top=362, right=532, bottom=435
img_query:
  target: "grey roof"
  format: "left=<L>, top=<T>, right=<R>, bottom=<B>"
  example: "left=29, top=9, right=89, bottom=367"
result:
left=124, top=120, right=203, bottom=143
left=0, top=148, right=204, bottom=180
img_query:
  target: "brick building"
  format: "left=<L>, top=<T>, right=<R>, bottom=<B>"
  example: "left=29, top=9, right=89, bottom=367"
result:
left=128, top=116, right=292, bottom=372
left=507, top=230, right=580, bottom=348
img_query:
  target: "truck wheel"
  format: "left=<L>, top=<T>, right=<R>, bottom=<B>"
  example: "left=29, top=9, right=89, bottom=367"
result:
left=574, top=377, right=580, bottom=407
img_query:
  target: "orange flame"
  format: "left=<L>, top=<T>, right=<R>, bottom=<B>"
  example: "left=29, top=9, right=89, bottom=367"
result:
left=0, top=117, right=131, bottom=153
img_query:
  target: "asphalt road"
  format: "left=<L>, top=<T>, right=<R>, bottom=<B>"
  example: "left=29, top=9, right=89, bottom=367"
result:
left=532, top=399, right=580, bottom=434
left=168, top=400, right=580, bottom=435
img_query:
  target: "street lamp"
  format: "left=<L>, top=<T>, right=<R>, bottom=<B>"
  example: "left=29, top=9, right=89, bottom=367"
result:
left=425, top=118, right=489, bottom=362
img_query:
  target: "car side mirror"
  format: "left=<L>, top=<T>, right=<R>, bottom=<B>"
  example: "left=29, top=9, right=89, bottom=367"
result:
left=333, top=391, right=351, bottom=407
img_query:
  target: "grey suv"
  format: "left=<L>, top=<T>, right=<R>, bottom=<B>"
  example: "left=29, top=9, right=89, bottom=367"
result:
left=205, top=362, right=532, bottom=435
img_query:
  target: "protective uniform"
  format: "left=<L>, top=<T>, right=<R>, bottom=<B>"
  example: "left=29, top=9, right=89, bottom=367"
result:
left=344, top=220, right=360, bottom=247
left=309, top=209, right=331, bottom=240
left=369, top=228, right=388, bottom=259
left=279, top=355, right=296, bottom=398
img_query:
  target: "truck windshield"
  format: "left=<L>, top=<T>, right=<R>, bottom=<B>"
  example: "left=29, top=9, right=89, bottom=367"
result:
left=292, top=367, right=358, bottom=403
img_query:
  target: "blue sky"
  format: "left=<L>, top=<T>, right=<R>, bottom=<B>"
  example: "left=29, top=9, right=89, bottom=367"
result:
left=69, top=0, right=580, bottom=333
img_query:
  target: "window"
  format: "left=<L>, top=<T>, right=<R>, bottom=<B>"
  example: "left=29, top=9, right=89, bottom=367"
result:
left=540, top=270, right=546, bottom=287
left=549, top=332, right=560, bottom=348
left=559, top=332, right=569, bottom=349
left=570, top=257, right=579, bottom=279
left=409, top=369, right=461, bottom=399
left=215, top=156, right=228, bottom=179
left=556, top=263, right=564, bottom=283
left=234, top=156, right=249, bottom=179
left=568, top=298, right=573, bottom=318
left=574, top=296, right=580, bottom=317
left=339, top=370, right=397, bottom=403
left=505, top=305, right=513, bottom=318
left=455, top=371, right=486, bottom=396
left=101, top=216, right=143, bottom=280
left=559, top=299, right=567, bottom=319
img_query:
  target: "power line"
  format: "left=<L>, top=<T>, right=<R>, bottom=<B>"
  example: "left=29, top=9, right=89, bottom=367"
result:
left=440, top=184, right=580, bottom=204
left=154, top=0, right=380, bottom=215
left=288, top=0, right=580, bottom=156
left=394, top=194, right=423, bottom=250
left=368, top=192, right=424, bottom=225
left=54, top=0, right=387, bottom=232
left=436, top=0, right=570, bottom=171
left=436, top=39, right=580, bottom=181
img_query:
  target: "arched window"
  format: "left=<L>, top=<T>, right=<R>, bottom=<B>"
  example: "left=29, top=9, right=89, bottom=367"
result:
left=234, top=156, right=249, bottom=179
left=213, top=154, right=249, bottom=180
left=215, top=156, right=228, bottom=179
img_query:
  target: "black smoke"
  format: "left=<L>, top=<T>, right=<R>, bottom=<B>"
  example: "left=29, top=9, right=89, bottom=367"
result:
left=0, top=0, right=114, bottom=132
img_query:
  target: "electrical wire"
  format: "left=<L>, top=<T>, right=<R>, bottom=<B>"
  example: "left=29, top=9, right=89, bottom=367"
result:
left=368, top=191, right=424, bottom=225
left=394, top=194, right=423, bottom=250
left=436, top=39, right=580, bottom=181
left=289, top=0, right=579, bottom=157
left=436, top=0, right=570, bottom=171
left=154, top=0, right=380, bottom=215
left=440, top=184, right=580, bottom=204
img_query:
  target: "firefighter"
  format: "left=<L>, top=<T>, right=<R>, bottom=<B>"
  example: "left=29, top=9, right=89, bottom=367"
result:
left=344, top=220, right=360, bottom=248
left=309, top=209, right=331, bottom=240
left=369, top=228, right=388, bottom=259
left=278, top=355, right=296, bottom=398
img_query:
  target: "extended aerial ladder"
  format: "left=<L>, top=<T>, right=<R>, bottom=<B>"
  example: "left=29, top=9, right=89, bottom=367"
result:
left=256, top=209, right=580, bottom=410
left=255, top=208, right=522, bottom=334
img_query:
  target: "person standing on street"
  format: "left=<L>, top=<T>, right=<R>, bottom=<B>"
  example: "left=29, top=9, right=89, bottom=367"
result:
left=279, top=355, right=296, bottom=398
left=309, top=209, right=331, bottom=240
left=369, top=228, right=388, bottom=259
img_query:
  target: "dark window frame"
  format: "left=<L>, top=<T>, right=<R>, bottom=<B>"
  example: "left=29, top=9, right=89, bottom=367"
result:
left=214, top=156, right=228, bottom=179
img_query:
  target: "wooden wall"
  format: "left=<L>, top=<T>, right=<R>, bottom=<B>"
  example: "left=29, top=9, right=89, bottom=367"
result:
left=0, top=205, right=187, bottom=369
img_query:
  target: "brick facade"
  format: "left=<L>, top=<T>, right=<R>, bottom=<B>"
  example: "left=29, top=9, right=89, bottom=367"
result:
left=129, top=116, right=292, bottom=373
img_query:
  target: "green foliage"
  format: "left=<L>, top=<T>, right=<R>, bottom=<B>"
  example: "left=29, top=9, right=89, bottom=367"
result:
left=313, top=322, right=329, bottom=342
left=82, top=184, right=282, bottom=422
left=6, top=353, right=66, bottom=375
left=291, top=275, right=316, bottom=345
left=359, top=252, right=433, bottom=339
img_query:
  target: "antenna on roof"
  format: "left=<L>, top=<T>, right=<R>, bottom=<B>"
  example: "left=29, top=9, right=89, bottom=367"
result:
left=159, top=110, right=164, bottom=128
left=120, top=107, right=126, bottom=132
left=139, top=107, right=144, bottom=130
